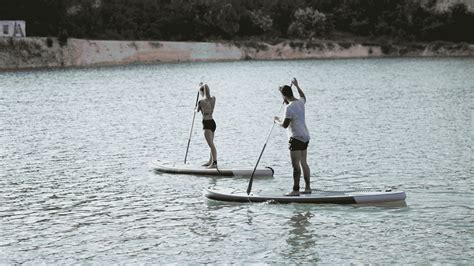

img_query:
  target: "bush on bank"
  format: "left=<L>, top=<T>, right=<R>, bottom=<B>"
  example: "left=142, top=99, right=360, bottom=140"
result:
left=1, top=0, right=473, bottom=43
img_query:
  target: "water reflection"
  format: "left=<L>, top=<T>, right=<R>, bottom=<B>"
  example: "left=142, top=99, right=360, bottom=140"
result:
left=1, top=58, right=472, bottom=263
left=355, top=200, right=408, bottom=208
left=285, top=211, right=319, bottom=262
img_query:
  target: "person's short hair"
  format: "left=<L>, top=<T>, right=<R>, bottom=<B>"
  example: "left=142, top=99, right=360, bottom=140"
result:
left=279, top=85, right=293, bottom=98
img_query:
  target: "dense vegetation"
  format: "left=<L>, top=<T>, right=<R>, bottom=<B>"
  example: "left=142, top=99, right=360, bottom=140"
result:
left=2, top=0, right=473, bottom=43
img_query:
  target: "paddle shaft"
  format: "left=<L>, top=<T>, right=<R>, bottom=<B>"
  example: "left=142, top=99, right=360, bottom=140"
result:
left=247, top=102, right=285, bottom=195
left=184, top=92, right=200, bottom=164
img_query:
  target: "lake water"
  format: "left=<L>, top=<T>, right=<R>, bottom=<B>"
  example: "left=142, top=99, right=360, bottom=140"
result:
left=1, top=58, right=473, bottom=264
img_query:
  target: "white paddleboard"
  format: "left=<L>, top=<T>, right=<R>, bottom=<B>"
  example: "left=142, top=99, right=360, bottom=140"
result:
left=205, top=188, right=406, bottom=204
left=149, top=159, right=274, bottom=177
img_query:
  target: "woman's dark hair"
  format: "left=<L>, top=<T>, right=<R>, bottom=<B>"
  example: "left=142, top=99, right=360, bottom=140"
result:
left=279, top=85, right=293, bottom=98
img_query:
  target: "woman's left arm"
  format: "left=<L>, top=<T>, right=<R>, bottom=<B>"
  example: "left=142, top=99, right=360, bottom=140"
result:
left=195, top=101, right=201, bottom=113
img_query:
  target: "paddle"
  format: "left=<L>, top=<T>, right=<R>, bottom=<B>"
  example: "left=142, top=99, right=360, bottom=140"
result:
left=247, top=84, right=293, bottom=194
left=184, top=90, right=200, bottom=164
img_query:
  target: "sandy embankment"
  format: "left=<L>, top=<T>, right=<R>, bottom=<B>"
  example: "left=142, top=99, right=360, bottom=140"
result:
left=0, top=37, right=473, bottom=70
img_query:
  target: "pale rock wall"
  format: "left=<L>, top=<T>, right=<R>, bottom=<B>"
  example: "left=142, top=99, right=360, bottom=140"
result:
left=63, top=39, right=243, bottom=66
left=0, top=37, right=473, bottom=71
left=243, top=43, right=383, bottom=60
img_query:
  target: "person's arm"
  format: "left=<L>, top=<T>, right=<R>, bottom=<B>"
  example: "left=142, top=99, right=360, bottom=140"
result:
left=292, top=78, right=306, bottom=102
left=274, top=106, right=292, bottom=128
left=195, top=100, right=201, bottom=113
left=278, top=118, right=291, bottom=128
left=275, top=117, right=291, bottom=128
left=195, top=82, right=205, bottom=113
left=273, top=103, right=293, bottom=128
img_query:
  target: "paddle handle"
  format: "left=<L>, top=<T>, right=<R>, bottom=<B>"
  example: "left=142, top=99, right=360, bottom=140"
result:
left=184, top=92, right=200, bottom=164
left=246, top=126, right=274, bottom=194
left=246, top=103, right=284, bottom=195
left=247, top=82, right=293, bottom=194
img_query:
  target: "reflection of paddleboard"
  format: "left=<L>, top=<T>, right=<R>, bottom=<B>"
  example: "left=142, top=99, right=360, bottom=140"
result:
left=205, top=188, right=406, bottom=204
left=149, top=160, right=274, bottom=177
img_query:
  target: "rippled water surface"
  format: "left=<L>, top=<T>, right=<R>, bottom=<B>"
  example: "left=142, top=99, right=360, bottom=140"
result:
left=1, top=58, right=473, bottom=264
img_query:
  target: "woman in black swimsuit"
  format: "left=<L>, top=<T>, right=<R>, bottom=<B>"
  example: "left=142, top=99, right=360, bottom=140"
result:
left=196, top=83, right=217, bottom=168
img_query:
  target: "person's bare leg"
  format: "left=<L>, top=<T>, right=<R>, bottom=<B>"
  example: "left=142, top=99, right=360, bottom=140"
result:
left=300, top=149, right=311, bottom=192
left=204, top=130, right=217, bottom=168
left=202, top=151, right=212, bottom=166
left=288, top=151, right=302, bottom=195
left=201, top=130, right=212, bottom=166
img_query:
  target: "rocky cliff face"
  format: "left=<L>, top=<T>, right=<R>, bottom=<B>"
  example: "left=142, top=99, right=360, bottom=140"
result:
left=0, top=37, right=473, bottom=70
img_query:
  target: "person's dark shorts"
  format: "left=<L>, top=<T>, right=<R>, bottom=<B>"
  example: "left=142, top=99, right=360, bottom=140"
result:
left=289, top=137, right=309, bottom=151
left=202, top=119, right=216, bottom=132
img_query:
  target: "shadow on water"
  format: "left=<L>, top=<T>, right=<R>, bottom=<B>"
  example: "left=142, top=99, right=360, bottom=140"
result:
left=355, top=200, right=407, bottom=208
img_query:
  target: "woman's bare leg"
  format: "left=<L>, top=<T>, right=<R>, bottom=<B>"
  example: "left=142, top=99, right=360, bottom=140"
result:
left=204, top=130, right=217, bottom=167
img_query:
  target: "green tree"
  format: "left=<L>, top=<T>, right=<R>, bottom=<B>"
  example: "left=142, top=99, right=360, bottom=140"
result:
left=288, top=7, right=328, bottom=39
left=445, top=3, right=474, bottom=42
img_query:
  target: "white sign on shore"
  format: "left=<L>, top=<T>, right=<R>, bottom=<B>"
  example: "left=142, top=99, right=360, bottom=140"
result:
left=0, top=21, right=26, bottom=37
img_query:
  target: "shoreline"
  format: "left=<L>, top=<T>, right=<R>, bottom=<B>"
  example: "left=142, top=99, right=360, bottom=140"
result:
left=0, top=37, right=473, bottom=71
